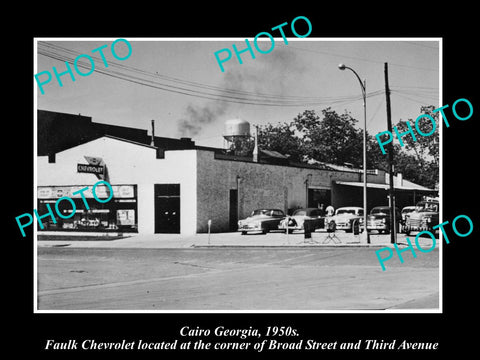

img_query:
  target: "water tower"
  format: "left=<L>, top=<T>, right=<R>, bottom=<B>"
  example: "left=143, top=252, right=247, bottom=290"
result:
left=223, top=118, right=252, bottom=156
left=223, top=118, right=251, bottom=141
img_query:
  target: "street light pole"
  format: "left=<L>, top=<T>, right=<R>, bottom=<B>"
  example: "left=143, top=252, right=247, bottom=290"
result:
left=338, top=64, right=369, bottom=243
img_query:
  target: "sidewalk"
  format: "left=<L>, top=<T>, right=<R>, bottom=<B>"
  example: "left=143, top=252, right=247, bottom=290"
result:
left=36, top=230, right=441, bottom=249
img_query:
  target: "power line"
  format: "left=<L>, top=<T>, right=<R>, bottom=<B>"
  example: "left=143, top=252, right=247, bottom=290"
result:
left=403, top=41, right=439, bottom=50
left=391, top=89, right=439, bottom=103
left=391, top=92, right=439, bottom=107
left=39, top=42, right=352, bottom=102
left=37, top=41, right=385, bottom=108
left=391, top=85, right=438, bottom=90
left=367, top=96, right=385, bottom=126
left=286, top=44, right=439, bottom=72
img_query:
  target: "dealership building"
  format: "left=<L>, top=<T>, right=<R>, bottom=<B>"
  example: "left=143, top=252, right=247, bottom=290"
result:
left=36, top=110, right=436, bottom=235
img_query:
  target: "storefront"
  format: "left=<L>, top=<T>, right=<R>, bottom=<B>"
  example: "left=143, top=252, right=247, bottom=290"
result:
left=37, top=184, right=138, bottom=232
left=36, top=110, right=436, bottom=236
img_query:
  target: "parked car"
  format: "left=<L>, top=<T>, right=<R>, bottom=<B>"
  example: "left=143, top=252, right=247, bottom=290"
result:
left=403, top=200, right=439, bottom=236
left=360, top=206, right=401, bottom=234
left=238, top=209, right=286, bottom=235
left=328, top=206, right=364, bottom=232
left=399, top=206, right=416, bottom=233
left=278, top=208, right=325, bottom=233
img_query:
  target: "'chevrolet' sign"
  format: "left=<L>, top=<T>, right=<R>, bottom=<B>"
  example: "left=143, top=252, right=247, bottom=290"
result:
left=77, top=164, right=104, bottom=174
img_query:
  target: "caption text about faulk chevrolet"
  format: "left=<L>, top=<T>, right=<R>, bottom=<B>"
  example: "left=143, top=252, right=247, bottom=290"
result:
left=374, top=98, right=474, bottom=270
left=44, top=325, right=438, bottom=352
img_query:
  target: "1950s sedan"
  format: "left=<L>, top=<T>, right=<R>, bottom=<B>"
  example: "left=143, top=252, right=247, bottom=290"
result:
left=328, top=206, right=364, bottom=232
left=361, top=206, right=401, bottom=234
left=404, top=200, right=439, bottom=236
left=278, top=208, right=325, bottom=233
left=238, top=209, right=286, bottom=235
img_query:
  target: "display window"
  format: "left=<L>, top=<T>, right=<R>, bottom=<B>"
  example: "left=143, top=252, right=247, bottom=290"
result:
left=37, top=184, right=138, bottom=232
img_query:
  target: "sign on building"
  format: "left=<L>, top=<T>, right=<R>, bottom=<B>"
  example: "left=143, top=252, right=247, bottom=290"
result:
left=77, top=163, right=104, bottom=174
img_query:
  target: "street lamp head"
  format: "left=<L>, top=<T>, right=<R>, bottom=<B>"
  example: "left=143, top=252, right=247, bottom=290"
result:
left=338, top=63, right=346, bottom=70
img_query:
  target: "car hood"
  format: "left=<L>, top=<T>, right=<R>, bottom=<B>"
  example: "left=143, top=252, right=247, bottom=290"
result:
left=331, top=213, right=360, bottom=221
left=239, top=215, right=273, bottom=223
left=409, top=211, right=438, bottom=218
left=289, top=215, right=309, bottom=219
left=368, top=213, right=388, bottom=219
left=285, top=215, right=319, bottom=221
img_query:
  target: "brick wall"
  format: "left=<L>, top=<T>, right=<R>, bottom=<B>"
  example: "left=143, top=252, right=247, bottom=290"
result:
left=195, top=150, right=374, bottom=233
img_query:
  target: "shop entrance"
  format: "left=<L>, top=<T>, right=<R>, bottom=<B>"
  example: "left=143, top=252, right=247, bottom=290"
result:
left=308, top=188, right=332, bottom=210
left=154, top=184, right=180, bottom=233
left=229, top=189, right=238, bottom=232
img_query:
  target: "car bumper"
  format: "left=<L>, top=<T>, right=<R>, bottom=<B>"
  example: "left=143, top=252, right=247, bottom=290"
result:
left=278, top=224, right=302, bottom=230
left=335, top=223, right=352, bottom=230
left=404, top=224, right=438, bottom=233
left=366, top=223, right=388, bottom=230
left=238, top=225, right=262, bottom=232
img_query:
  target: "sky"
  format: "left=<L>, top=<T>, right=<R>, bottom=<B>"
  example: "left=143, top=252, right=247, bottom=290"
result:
left=35, top=38, right=440, bottom=149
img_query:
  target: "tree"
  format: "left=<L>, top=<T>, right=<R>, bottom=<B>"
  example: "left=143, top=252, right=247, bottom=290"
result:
left=255, top=108, right=370, bottom=167
left=232, top=106, right=438, bottom=189
left=295, top=108, right=364, bottom=167
left=257, top=121, right=303, bottom=162
left=392, top=105, right=439, bottom=189
left=226, top=136, right=255, bottom=157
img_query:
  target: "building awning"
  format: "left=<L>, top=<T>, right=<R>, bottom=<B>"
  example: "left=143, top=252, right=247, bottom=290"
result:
left=334, top=180, right=435, bottom=192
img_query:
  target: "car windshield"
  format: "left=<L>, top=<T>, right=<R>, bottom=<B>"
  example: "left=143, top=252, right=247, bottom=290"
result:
left=251, top=210, right=270, bottom=216
left=336, top=209, right=356, bottom=215
left=415, top=202, right=438, bottom=212
left=402, top=208, right=415, bottom=214
left=293, top=210, right=307, bottom=216
left=371, top=208, right=388, bottom=215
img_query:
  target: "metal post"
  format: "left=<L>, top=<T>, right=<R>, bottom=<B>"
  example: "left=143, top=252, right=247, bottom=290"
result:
left=207, top=219, right=212, bottom=244
left=236, top=175, right=241, bottom=224
left=362, top=79, right=369, bottom=244
left=384, top=62, right=396, bottom=244
left=392, top=196, right=397, bottom=241
left=285, top=216, right=289, bottom=244
left=305, top=174, right=312, bottom=208
left=338, top=64, right=369, bottom=244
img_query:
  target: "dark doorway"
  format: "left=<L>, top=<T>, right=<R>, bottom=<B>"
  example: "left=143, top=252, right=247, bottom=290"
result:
left=308, top=188, right=331, bottom=209
left=154, top=184, right=180, bottom=233
left=229, top=189, right=238, bottom=232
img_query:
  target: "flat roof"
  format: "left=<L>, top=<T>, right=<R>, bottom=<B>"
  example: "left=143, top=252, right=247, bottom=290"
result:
left=335, top=180, right=435, bottom=192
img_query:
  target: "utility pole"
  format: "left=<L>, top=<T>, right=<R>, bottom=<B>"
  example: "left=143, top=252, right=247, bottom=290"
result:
left=384, top=62, right=396, bottom=244
left=253, top=124, right=259, bottom=162
left=150, top=119, right=155, bottom=146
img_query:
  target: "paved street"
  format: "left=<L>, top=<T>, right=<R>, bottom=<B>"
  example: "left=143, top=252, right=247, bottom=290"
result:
left=37, top=234, right=439, bottom=311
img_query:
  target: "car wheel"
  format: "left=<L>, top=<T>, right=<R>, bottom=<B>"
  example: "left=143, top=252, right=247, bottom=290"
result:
left=287, top=229, right=294, bottom=234
left=241, top=231, right=247, bottom=235
left=262, top=229, right=267, bottom=235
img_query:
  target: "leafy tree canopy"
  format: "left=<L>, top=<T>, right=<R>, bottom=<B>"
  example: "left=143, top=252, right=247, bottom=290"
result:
left=233, top=107, right=439, bottom=189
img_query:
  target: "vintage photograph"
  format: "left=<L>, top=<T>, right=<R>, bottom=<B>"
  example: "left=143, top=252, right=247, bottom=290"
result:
left=34, top=38, right=440, bottom=312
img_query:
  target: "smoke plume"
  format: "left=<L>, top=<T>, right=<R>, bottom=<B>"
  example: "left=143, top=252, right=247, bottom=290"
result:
left=177, top=46, right=306, bottom=137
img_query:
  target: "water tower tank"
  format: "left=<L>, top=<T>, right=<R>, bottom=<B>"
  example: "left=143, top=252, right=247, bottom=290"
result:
left=223, top=118, right=250, bottom=142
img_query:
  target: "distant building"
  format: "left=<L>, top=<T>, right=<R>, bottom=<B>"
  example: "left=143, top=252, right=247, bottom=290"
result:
left=36, top=110, right=436, bottom=235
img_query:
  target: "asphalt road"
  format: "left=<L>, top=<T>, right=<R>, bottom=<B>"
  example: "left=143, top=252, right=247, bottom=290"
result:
left=37, top=246, right=439, bottom=311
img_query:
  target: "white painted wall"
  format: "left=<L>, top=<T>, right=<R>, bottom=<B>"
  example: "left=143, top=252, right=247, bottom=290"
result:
left=36, top=136, right=197, bottom=235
